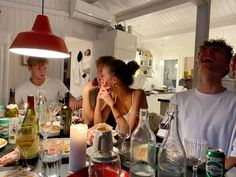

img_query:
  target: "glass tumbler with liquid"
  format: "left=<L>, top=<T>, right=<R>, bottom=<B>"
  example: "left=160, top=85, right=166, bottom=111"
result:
left=39, top=139, right=62, bottom=177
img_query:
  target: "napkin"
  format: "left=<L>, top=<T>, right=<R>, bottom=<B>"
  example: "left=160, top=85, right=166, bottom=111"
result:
left=0, top=148, right=20, bottom=166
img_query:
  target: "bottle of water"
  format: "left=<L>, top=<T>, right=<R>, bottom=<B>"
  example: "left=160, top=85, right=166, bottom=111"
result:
left=158, top=103, right=186, bottom=177
left=130, top=109, right=156, bottom=177
left=35, top=87, right=46, bottom=122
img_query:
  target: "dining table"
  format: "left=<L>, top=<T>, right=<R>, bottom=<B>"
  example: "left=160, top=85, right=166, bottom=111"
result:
left=1, top=140, right=236, bottom=177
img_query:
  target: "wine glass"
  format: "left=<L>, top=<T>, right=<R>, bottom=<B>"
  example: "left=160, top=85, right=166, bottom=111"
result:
left=89, top=150, right=121, bottom=177
left=15, top=125, right=35, bottom=171
left=48, top=102, right=62, bottom=121
left=117, top=119, right=131, bottom=168
left=39, top=114, right=53, bottom=140
left=184, top=137, right=208, bottom=177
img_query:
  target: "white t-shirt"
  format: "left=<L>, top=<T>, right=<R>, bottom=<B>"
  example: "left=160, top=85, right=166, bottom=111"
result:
left=15, top=77, right=69, bottom=104
left=167, top=88, right=236, bottom=157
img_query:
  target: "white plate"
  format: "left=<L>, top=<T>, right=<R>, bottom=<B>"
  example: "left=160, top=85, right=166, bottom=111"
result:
left=0, top=170, right=38, bottom=177
left=61, top=138, right=70, bottom=158
left=86, top=146, right=119, bottom=157
left=0, top=138, right=7, bottom=149
left=39, top=125, right=60, bottom=137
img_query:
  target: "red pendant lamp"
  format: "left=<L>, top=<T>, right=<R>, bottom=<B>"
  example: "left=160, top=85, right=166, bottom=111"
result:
left=9, top=0, right=70, bottom=59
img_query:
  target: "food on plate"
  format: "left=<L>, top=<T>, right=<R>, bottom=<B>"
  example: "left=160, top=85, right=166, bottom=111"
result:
left=0, top=138, right=6, bottom=145
left=51, top=125, right=60, bottom=132
left=62, top=139, right=70, bottom=154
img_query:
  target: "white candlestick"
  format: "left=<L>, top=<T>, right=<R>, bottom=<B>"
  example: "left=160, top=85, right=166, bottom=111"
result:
left=69, top=124, right=88, bottom=173
left=24, top=102, right=28, bottom=114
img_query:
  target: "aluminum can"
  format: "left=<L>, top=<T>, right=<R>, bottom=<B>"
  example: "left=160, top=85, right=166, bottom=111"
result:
left=0, top=118, right=9, bottom=139
left=205, top=148, right=225, bottom=177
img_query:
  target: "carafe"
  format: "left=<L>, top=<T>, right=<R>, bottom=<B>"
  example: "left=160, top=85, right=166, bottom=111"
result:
left=158, top=103, right=186, bottom=177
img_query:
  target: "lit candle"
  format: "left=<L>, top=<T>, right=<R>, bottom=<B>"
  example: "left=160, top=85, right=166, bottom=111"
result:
left=69, top=124, right=88, bottom=173
left=24, top=102, right=28, bottom=113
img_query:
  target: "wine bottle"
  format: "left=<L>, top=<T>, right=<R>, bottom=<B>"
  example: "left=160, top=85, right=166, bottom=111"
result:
left=60, top=92, right=72, bottom=137
left=5, top=88, right=19, bottom=118
left=5, top=88, right=19, bottom=144
left=21, top=95, right=39, bottom=159
left=130, top=109, right=156, bottom=177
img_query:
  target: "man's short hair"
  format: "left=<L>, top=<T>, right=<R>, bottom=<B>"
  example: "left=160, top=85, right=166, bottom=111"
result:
left=199, top=39, right=234, bottom=64
left=27, top=57, right=48, bottom=66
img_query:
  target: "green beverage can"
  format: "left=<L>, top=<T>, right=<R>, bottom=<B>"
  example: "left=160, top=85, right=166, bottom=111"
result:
left=205, top=148, right=225, bottom=177
left=0, top=118, right=9, bottom=139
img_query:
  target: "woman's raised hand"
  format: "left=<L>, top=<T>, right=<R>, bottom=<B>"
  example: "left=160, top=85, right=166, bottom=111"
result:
left=97, top=85, right=115, bottom=107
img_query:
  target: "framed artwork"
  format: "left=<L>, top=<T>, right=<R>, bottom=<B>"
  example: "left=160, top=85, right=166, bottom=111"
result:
left=21, top=56, right=28, bottom=66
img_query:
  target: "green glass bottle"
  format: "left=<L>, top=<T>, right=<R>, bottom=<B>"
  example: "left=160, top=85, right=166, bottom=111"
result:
left=21, top=95, right=39, bottom=159
left=5, top=88, right=19, bottom=118
left=5, top=88, right=19, bottom=144
left=60, top=92, right=72, bottom=137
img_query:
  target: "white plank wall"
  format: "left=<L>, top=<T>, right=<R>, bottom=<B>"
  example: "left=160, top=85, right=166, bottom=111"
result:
left=0, top=0, right=99, bottom=102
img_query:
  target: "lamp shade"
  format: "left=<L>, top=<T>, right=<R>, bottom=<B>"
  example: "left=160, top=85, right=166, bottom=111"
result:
left=9, top=15, right=70, bottom=59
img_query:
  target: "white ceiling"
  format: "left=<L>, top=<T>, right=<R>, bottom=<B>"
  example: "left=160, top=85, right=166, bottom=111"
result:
left=91, top=0, right=236, bottom=50
left=3, top=0, right=236, bottom=51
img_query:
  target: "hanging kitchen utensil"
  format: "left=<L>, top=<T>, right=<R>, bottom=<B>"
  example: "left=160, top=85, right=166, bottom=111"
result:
left=77, top=51, right=83, bottom=62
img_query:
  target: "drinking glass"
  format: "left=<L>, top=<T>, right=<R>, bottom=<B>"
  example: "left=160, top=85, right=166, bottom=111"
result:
left=39, top=139, right=62, bottom=177
left=184, top=137, right=208, bottom=177
left=117, top=119, right=131, bottom=168
left=48, top=102, right=62, bottom=120
left=88, top=150, right=121, bottom=177
left=15, top=125, right=35, bottom=171
left=39, top=112, right=53, bottom=140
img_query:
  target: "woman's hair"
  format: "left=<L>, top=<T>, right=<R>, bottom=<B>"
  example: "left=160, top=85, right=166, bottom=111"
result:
left=104, top=59, right=140, bottom=86
left=27, top=57, right=48, bottom=66
left=95, top=56, right=115, bottom=68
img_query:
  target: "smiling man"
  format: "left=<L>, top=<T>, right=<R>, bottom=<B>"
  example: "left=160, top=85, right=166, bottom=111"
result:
left=15, top=57, right=80, bottom=111
left=164, top=39, right=236, bottom=170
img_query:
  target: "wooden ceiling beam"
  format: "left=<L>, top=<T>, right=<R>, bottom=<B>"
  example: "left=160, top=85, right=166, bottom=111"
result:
left=116, top=0, right=189, bottom=20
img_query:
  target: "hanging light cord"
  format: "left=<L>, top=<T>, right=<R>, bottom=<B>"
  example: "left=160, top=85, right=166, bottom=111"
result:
left=42, top=0, right=44, bottom=15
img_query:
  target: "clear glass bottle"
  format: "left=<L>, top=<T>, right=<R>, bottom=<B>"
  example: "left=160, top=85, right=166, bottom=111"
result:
left=60, top=92, right=72, bottom=137
left=130, top=109, right=156, bottom=177
left=35, top=87, right=46, bottom=122
left=158, top=103, right=186, bottom=177
left=21, top=95, right=39, bottom=159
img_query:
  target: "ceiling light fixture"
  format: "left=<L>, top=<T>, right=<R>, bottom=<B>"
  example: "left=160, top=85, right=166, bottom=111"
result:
left=9, top=0, right=70, bottom=59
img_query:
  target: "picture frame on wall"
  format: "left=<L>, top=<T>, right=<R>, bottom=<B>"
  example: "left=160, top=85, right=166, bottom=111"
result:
left=21, top=56, right=28, bottom=66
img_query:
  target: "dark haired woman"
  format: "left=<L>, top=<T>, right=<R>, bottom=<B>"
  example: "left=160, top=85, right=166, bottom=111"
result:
left=94, top=59, right=148, bottom=133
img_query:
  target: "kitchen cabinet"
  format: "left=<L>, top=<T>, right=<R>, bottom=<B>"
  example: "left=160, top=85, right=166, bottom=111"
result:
left=94, top=30, right=137, bottom=62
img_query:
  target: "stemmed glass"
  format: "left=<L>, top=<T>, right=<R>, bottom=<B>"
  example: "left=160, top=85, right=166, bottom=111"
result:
left=117, top=119, right=131, bottom=168
left=48, top=102, right=62, bottom=121
left=184, top=137, right=208, bottom=177
left=15, top=125, right=35, bottom=171
left=38, top=109, right=53, bottom=140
